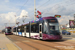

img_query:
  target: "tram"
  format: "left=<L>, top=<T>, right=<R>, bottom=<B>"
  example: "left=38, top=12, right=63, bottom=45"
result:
left=13, top=16, right=62, bottom=40
left=5, top=27, right=13, bottom=35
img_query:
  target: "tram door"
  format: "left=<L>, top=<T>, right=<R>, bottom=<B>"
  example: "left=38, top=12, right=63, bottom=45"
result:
left=24, top=26, right=26, bottom=36
left=39, top=23, right=42, bottom=39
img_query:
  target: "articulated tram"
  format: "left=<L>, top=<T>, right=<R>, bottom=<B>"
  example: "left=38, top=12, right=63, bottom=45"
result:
left=13, top=16, right=62, bottom=40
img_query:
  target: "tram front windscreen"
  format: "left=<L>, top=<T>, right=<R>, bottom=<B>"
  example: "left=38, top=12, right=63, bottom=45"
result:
left=5, top=28, right=11, bottom=33
left=47, top=19, right=60, bottom=35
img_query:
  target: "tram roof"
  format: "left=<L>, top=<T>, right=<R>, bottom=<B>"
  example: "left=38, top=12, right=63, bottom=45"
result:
left=23, top=16, right=56, bottom=25
left=5, top=27, right=11, bottom=28
left=15, top=16, right=56, bottom=27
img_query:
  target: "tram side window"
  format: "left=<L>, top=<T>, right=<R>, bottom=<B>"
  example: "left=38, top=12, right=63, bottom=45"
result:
left=31, top=25, right=34, bottom=32
left=26, top=25, right=29, bottom=32
left=13, top=27, right=18, bottom=32
left=13, top=28, right=16, bottom=32
left=17, top=28, right=18, bottom=32
left=36, top=25, right=39, bottom=33
left=40, top=20, right=44, bottom=33
left=40, top=25, right=41, bottom=31
left=21, top=26, right=24, bottom=32
left=16, top=27, right=18, bottom=32
left=18, top=27, right=21, bottom=32
left=42, top=23, right=44, bottom=33
left=43, top=22, right=48, bottom=34
left=31, top=24, right=39, bottom=33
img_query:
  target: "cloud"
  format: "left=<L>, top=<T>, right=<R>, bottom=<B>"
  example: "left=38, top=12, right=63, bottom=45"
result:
left=0, top=12, right=16, bottom=30
left=58, top=15, right=74, bottom=24
left=5, top=0, right=9, bottom=2
left=0, top=25, right=5, bottom=30
left=16, top=10, right=29, bottom=24
left=19, top=10, right=28, bottom=18
left=42, top=4, right=74, bottom=16
left=40, top=4, right=74, bottom=25
left=0, top=0, right=75, bottom=30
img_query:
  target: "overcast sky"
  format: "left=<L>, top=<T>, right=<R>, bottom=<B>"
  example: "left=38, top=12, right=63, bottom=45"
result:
left=0, top=0, right=75, bottom=30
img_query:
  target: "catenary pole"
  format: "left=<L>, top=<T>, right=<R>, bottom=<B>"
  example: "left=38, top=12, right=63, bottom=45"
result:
left=34, top=0, right=36, bottom=21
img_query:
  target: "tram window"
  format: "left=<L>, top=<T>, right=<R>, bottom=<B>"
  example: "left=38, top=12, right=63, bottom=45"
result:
left=36, top=24, right=39, bottom=33
left=17, top=27, right=20, bottom=32
left=40, top=20, right=43, bottom=23
left=13, top=27, right=18, bottom=32
left=13, top=28, right=16, bottom=32
left=31, top=25, right=33, bottom=32
left=16, top=27, right=18, bottom=32
left=40, top=25, right=41, bottom=31
left=31, top=25, right=36, bottom=33
left=31, top=24, right=39, bottom=33
left=26, top=25, right=29, bottom=32
left=17, top=28, right=18, bottom=32
left=21, top=27, right=24, bottom=32
left=5, top=28, right=11, bottom=33
left=43, top=21, right=48, bottom=34
left=19, top=26, right=23, bottom=32
left=50, top=26, right=55, bottom=30
left=20, top=27, right=22, bottom=32
left=42, top=24, right=44, bottom=33
left=8, top=29, right=11, bottom=33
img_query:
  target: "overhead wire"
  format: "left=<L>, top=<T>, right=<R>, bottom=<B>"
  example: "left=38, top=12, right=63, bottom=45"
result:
left=26, top=0, right=75, bottom=17
left=15, top=0, right=29, bottom=24
left=16, top=0, right=29, bottom=15
left=29, top=0, right=51, bottom=16
left=41, top=0, right=75, bottom=15
left=36, top=0, right=50, bottom=10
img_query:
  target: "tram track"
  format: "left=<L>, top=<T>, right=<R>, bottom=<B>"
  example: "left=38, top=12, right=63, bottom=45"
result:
left=6, top=35, right=39, bottom=50
left=6, top=35, right=75, bottom=50
left=21, top=36, right=75, bottom=49
left=6, top=35, right=60, bottom=50
left=23, top=37, right=75, bottom=49
left=14, top=35, right=75, bottom=46
left=52, top=41, right=75, bottom=46
left=64, top=41, right=75, bottom=44
left=25, top=36, right=75, bottom=46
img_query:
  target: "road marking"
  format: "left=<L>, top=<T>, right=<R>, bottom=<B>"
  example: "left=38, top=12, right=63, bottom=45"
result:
left=6, top=43, right=19, bottom=50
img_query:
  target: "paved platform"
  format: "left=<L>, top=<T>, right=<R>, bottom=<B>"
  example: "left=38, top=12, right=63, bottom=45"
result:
left=0, top=33, right=21, bottom=50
